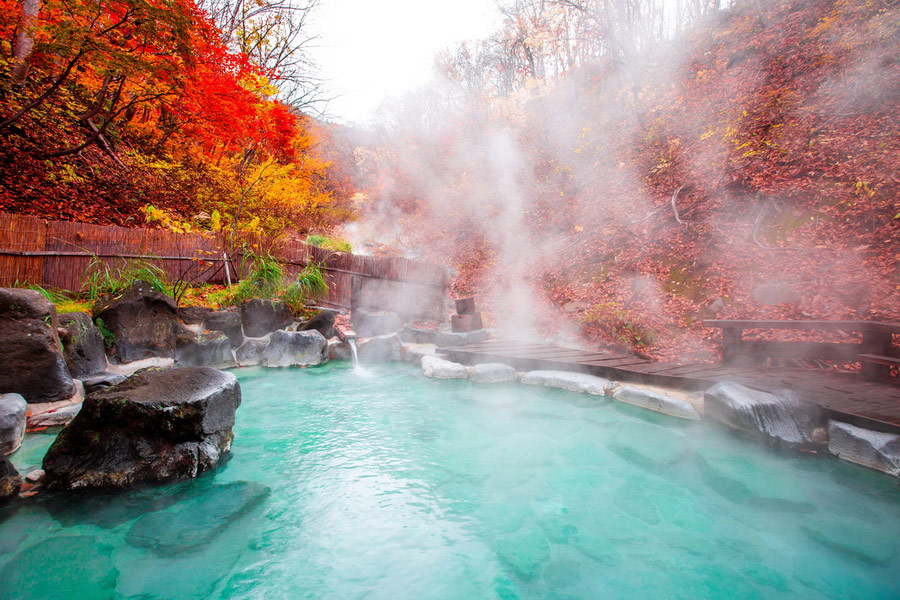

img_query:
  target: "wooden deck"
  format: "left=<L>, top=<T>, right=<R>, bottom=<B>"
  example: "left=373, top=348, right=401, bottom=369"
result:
left=440, top=339, right=900, bottom=434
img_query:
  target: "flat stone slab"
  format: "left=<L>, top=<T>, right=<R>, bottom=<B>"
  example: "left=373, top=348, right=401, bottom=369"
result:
left=422, top=356, right=468, bottom=380
left=612, top=384, right=699, bottom=420
left=470, top=363, right=517, bottom=383
left=28, top=402, right=82, bottom=428
left=520, top=370, right=610, bottom=396
left=827, top=421, right=900, bottom=477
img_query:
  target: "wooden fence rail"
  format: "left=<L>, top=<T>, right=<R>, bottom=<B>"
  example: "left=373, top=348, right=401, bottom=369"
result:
left=0, top=213, right=450, bottom=321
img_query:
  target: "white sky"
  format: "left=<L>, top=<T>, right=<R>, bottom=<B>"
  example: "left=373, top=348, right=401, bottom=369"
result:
left=308, top=0, right=502, bottom=125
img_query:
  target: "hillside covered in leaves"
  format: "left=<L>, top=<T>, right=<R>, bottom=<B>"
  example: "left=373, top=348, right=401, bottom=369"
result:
left=339, top=0, right=900, bottom=360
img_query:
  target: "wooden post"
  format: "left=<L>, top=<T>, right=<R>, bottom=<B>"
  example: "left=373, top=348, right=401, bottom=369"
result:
left=860, top=330, right=891, bottom=381
left=721, top=327, right=743, bottom=365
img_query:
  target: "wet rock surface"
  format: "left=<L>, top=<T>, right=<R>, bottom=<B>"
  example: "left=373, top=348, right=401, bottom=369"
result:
left=434, top=329, right=489, bottom=348
left=827, top=421, right=900, bottom=477
left=92, top=281, right=180, bottom=364
left=704, top=382, right=823, bottom=448
left=261, top=330, right=328, bottom=367
left=0, top=454, right=21, bottom=501
left=0, top=393, right=27, bottom=455
left=126, top=481, right=269, bottom=554
left=58, top=312, right=107, bottom=378
left=612, top=385, right=699, bottom=420
left=175, top=331, right=234, bottom=368
left=0, top=287, right=75, bottom=403
left=421, top=355, right=468, bottom=379
left=352, top=308, right=402, bottom=337
left=520, top=370, right=610, bottom=396
left=42, top=367, right=241, bottom=490
left=470, top=363, right=517, bottom=383
left=240, top=299, right=292, bottom=338
left=357, top=333, right=402, bottom=363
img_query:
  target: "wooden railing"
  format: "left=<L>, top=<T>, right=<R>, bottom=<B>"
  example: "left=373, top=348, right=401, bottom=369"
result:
left=702, top=319, right=900, bottom=381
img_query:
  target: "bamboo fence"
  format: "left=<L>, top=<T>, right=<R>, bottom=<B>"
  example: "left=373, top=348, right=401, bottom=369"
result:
left=0, top=213, right=450, bottom=321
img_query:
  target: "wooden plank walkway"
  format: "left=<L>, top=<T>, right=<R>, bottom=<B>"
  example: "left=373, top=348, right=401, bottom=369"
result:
left=440, top=339, right=900, bottom=434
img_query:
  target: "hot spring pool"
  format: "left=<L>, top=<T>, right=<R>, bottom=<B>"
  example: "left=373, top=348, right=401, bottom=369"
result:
left=1, top=363, right=899, bottom=599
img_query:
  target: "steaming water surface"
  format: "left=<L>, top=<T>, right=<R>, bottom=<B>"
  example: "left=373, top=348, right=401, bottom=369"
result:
left=2, top=363, right=899, bottom=599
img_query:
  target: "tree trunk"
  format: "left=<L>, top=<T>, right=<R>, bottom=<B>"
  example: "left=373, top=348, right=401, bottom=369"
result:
left=11, top=0, right=42, bottom=85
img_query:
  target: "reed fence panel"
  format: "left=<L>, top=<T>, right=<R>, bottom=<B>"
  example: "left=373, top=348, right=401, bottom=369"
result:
left=0, top=213, right=449, bottom=321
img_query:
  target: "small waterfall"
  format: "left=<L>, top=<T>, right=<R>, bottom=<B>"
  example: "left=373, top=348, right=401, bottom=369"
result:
left=348, top=338, right=359, bottom=368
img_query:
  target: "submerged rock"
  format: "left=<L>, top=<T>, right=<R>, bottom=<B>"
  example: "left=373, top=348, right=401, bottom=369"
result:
left=352, top=308, right=402, bottom=337
left=0, top=455, right=22, bottom=501
left=0, top=535, right=118, bottom=598
left=92, top=280, right=180, bottom=364
left=520, top=370, right=609, bottom=396
left=434, top=329, right=488, bottom=348
left=612, top=385, right=699, bottom=420
left=0, top=393, right=27, bottom=455
left=42, top=367, right=241, bottom=490
left=203, top=311, right=244, bottom=348
left=421, top=355, right=468, bottom=380
left=357, top=333, right=402, bottom=363
left=240, top=299, right=292, bottom=338
left=470, top=363, right=517, bottom=383
left=175, top=331, right=234, bottom=368
left=127, top=481, right=269, bottom=554
left=0, top=287, right=75, bottom=403
left=827, top=421, right=900, bottom=477
left=703, top=382, right=823, bottom=448
left=57, top=312, right=107, bottom=378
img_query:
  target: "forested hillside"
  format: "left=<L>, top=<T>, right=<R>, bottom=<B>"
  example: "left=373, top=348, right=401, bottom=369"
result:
left=338, top=0, right=900, bottom=360
left=0, top=0, right=353, bottom=237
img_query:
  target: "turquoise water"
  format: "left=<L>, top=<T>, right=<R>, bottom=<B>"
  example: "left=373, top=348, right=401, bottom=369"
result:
left=1, top=363, right=899, bottom=599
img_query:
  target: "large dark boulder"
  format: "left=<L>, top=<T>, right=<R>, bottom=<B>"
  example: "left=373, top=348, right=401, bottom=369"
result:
left=299, top=310, right=338, bottom=338
left=240, top=299, right=292, bottom=338
left=0, top=287, right=75, bottom=403
left=92, top=281, right=179, bottom=364
left=352, top=308, right=402, bottom=337
left=43, top=367, right=241, bottom=490
left=203, top=310, right=244, bottom=348
left=175, top=331, right=234, bottom=368
left=177, top=305, right=213, bottom=326
left=0, top=393, right=27, bottom=455
left=0, top=454, right=21, bottom=502
left=58, top=312, right=107, bottom=377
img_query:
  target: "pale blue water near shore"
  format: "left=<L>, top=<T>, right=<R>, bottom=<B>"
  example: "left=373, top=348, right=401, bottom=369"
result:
left=1, top=362, right=899, bottom=599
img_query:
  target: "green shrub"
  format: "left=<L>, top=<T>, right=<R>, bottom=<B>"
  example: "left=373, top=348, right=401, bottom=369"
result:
left=27, top=284, right=91, bottom=314
left=95, top=317, right=115, bottom=348
left=229, top=251, right=328, bottom=312
left=82, top=256, right=169, bottom=301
